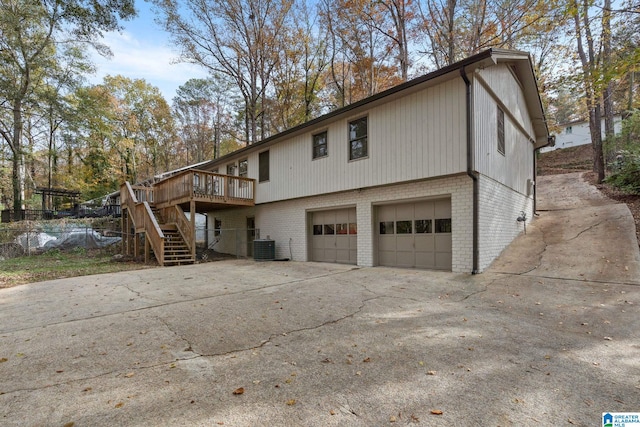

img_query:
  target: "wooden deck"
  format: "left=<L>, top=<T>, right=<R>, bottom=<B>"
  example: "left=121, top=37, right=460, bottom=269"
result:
left=121, top=170, right=255, bottom=266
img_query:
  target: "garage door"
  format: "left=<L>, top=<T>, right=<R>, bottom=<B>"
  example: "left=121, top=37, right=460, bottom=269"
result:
left=311, top=208, right=357, bottom=264
left=377, top=199, right=452, bottom=270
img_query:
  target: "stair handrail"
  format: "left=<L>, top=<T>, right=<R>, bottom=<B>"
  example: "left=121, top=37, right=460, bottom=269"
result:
left=171, top=205, right=193, bottom=255
left=142, top=201, right=165, bottom=265
left=122, top=181, right=166, bottom=265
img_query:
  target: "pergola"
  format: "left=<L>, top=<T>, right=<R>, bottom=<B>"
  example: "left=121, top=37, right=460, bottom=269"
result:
left=35, top=187, right=80, bottom=212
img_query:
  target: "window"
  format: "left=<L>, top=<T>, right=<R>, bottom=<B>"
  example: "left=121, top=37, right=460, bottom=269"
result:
left=336, top=223, right=348, bottom=234
left=324, top=224, right=335, bottom=235
left=379, top=221, right=394, bottom=234
left=238, top=159, right=248, bottom=178
left=259, top=150, right=269, bottom=182
left=435, top=218, right=452, bottom=233
left=349, top=117, right=368, bottom=160
left=565, top=126, right=572, bottom=134
left=227, top=163, right=236, bottom=176
left=214, top=218, right=222, bottom=237
left=415, top=219, right=432, bottom=233
left=497, top=107, right=505, bottom=155
left=313, top=131, right=328, bottom=159
left=396, top=220, right=413, bottom=234
left=313, top=225, right=323, bottom=235
left=238, top=158, right=248, bottom=188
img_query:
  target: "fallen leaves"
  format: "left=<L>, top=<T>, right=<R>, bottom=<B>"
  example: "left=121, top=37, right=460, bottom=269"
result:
left=286, top=399, right=296, bottom=406
left=232, top=387, right=245, bottom=395
left=0, top=358, right=7, bottom=363
left=431, top=409, right=443, bottom=415
left=124, top=372, right=135, bottom=378
left=114, top=402, right=124, bottom=408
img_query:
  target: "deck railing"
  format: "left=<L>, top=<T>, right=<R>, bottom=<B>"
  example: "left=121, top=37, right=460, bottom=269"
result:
left=153, top=169, right=254, bottom=207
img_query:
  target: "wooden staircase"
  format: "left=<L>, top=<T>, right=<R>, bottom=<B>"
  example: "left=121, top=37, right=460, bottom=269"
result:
left=161, top=227, right=194, bottom=265
left=120, top=169, right=255, bottom=266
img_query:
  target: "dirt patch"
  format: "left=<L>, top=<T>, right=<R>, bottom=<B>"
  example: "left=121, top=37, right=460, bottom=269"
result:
left=537, top=144, right=592, bottom=175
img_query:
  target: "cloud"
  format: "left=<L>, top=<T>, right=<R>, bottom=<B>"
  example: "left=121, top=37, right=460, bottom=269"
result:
left=90, top=30, right=209, bottom=100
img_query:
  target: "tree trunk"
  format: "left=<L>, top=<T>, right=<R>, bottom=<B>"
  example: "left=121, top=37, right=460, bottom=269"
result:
left=602, top=0, right=615, bottom=142
left=12, top=100, right=25, bottom=212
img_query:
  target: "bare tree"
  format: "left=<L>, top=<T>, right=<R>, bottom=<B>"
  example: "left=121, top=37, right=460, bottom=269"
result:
left=153, top=0, right=293, bottom=145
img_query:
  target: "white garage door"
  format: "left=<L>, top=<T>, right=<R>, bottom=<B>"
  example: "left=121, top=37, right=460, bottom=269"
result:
left=377, top=199, right=452, bottom=270
left=311, top=208, right=357, bottom=264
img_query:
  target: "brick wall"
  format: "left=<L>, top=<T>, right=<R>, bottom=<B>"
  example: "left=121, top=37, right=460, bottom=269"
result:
left=208, top=174, right=474, bottom=273
left=477, top=174, right=533, bottom=271
left=206, top=173, right=530, bottom=273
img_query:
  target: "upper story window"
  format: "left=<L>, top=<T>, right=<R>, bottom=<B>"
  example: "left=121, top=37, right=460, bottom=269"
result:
left=238, top=159, right=248, bottom=178
left=227, top=163, right=236, bottom=176
left=497, top=107, right=505, bottom=156
left=349, top=116, right=368, bottom=161
left=565, top=126, right=572, bottom=134
left=259, top=150, right=269, bottom=182
left=312, top=131, right=328, bottom=159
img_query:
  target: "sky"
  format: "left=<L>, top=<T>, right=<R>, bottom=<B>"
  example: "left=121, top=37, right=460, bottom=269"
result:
left=89, top=1, right=208, bottom=101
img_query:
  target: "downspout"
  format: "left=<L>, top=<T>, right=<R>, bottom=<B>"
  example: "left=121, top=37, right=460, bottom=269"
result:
left=460, top=66, right=479, bottom=274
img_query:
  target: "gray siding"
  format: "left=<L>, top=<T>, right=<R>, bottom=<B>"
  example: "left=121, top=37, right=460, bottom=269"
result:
left=222, top=78, right=467, bottom=204
left=473, top=66, right=535, bottom=195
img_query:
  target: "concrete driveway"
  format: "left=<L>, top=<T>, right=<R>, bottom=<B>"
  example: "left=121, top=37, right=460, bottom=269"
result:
left=1, top=172, right=639, bottom=426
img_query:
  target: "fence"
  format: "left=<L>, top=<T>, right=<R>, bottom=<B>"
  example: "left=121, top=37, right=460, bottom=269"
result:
left=195, top=227, right=260, bottom=261
left=0, top=223, right=122, bottom=259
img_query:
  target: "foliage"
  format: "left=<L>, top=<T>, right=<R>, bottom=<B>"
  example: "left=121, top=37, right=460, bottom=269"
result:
left=0, top=0, right=135, bottom=211
left=605, top=111, right=640, bottom=194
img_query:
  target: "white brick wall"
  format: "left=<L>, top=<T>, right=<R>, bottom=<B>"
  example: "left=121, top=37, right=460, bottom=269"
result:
left=207, top=174, right=474, bottom=273
left=206, top=173, right=530, bottom=273
left=477, top=174, right=533, bottom=271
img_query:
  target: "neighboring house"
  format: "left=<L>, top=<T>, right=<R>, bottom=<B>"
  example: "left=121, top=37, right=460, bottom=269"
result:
left=121, top=48, right=551, bottom=273
left=540, top=115, right=622, bottom=153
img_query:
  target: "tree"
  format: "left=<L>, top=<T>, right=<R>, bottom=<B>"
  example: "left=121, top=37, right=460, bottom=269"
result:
left=0, top=0, right=135, bottom=212
left=173, top=77, right=238, bottom=164
left=96, top=76, right=176, bottom=184
left=320, top=0, right=402, bottom=107
left=153, top=0, right=294, bottom=145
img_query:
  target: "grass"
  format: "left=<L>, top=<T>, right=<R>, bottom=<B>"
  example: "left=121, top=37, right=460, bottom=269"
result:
left=0, top=249, right=152, bottom=289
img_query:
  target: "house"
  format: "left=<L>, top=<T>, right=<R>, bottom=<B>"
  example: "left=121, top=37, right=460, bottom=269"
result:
left=540, top=115, right=622, bottom=153
left=120, top=48, right=551, bottom=273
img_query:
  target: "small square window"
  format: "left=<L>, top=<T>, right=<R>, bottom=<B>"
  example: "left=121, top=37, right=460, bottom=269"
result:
left=435, top=218, right=452, bottom=233
left=415, top=219, right=432, bottom=233
left=349, top=223, right=357, bottom=235
left=396, top=220, right=413, bottom=234
left=324, top=224, right=335, bottom=235
left=349, top=117, right=368, bottom=160
left=313, top=225, right=323, bottom=235
left=379, top=221, right=394, bottom=234
left=336, top=223, right=348, bottom=234
left=313, top=131, right=328, bottom=159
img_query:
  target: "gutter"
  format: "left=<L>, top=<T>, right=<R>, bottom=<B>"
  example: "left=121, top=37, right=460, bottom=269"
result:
left=460, top=66, right=480, bottom=275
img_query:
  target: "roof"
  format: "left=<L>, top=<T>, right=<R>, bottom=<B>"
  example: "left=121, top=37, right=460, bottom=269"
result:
left=199, top=48, right=550, bottom=167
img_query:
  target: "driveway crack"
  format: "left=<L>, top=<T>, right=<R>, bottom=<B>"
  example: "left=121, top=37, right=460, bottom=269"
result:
left=199, top=294, right=382, bottom=358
